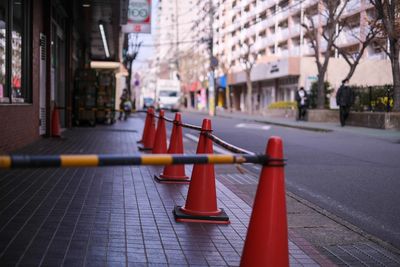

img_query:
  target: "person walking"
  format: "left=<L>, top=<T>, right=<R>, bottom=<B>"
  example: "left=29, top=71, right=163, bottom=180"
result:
left=118, top=89, right=131, bottom=121
left=295, top=87, right=309, bottom=121
left=336, top=79, right=354, bottom=127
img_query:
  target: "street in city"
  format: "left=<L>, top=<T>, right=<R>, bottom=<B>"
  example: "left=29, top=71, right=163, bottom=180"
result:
left=177, top=111, right=400, bottom=250
left=1, top=0, right=400, bottom=266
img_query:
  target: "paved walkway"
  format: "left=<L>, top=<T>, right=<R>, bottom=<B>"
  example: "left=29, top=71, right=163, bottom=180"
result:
left=0, top=115, right=399, bottom=266
left=0, top=118, right=322, bottom=266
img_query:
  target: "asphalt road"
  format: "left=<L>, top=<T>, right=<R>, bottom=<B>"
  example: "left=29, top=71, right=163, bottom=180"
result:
left=171, top=111, right=400, bottom=249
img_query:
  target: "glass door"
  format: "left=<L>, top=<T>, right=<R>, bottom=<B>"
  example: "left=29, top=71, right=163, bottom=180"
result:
left=51, top=16, right=66, bottom=128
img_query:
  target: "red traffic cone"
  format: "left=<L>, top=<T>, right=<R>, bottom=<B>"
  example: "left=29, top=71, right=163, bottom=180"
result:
left=240, top=136, right=289, bottom=267
left=152, top=110, right=167, bottom=154
left=138, top=108, right=156, bottom=151
left=51, top=104, right=61, bottom=137
left=173, top=119, right=229, bottom=224
left=137, top=108, right=153, bottom=144
left=154, top=113, right=189, bottom=183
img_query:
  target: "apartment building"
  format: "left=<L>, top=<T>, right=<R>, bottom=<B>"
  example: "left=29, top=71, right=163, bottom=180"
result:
left=212, top=0, right=391, bottom=112
left=154, top=0, right=195, bottom=80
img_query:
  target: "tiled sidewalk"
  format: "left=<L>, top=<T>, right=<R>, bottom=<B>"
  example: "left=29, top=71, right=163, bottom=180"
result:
left=0, top=118, right=322, bottom=266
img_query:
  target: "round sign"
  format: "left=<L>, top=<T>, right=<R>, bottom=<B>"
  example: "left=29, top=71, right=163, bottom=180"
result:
left=127, top=0, right=150, bottom=23
left=211, top=57, right=219, bottom=68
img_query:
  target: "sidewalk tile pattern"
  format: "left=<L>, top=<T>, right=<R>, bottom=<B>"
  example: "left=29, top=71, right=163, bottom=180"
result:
left=0, top=120, right=326, bottom=266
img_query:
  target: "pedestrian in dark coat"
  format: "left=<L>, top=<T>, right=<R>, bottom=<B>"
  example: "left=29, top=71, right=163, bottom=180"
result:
left=336, top=79, right=354, bottom=126
left=295, top=87, right=309, bottom=121
left=118, top=89, right=131, bottom=120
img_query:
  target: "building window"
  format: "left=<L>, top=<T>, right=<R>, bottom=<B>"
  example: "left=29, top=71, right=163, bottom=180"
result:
left=0, top=0, right=7, bottom=101
left=0, top=0, right=31, bottom=104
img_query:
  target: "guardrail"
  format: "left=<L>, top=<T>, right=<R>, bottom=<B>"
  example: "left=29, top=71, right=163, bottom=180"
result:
left=0, top=153, right=280, bottom=169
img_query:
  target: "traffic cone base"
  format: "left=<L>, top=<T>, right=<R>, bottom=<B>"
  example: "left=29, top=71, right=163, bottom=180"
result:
left=154, top=174, right=190, bottom=184
left=172, top=119, right=230, bottom=225
left=138, top=145, right=153, bottom=151
left=173, top=206, right=230, bottom=224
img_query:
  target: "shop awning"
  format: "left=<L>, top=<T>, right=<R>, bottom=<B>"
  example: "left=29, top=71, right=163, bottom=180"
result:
left=217, top=75, right=227, bottom=88
left=190, top=81, right=201, bottom=92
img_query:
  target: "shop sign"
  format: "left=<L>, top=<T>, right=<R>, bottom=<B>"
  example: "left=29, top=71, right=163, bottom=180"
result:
left=122, top=0, right=152, bottom=34
left=265, top=60, right=289, bottom=79
left=305, top=76, right=317, bottom=91
left=231, top=60, right=290, bottom=84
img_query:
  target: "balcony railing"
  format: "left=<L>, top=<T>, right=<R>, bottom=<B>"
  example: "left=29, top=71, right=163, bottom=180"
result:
left=231, top=34, right=240, bottom=44
left=343, top=0, right=361, bottom=16
left=247, top=25, right=257, bottom=36
left=337, top=27, right=360, bottom=46
left=257, top=19, right=269, bottom=32
left=367, top=52, right=387, bottom=60
left=279, top=49, right=290, bottom=57
left=266, top=34, right=276, bottom=45
left=301, top=44, right=314, bottom=55
left=276, top=28, right=290, bottom=42
left=289, top=46, right=301, bottom=57
left=302, top=0, right=319, bottom=8
left=290, top=24, right=302, bottom=37
left=256, top=1, right=268, bottom=14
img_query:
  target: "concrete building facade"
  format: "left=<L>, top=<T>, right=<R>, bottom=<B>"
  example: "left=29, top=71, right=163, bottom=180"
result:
left=210, top=0, right=391, bottom=112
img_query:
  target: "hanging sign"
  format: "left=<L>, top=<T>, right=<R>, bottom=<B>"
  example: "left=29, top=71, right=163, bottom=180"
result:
left=122, top=0, right=152, bottom=34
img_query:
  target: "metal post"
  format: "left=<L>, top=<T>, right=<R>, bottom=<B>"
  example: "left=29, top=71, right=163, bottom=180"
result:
left=208, top=0, right=217, bottom=116
left=368, top=86, right=372, bottom=111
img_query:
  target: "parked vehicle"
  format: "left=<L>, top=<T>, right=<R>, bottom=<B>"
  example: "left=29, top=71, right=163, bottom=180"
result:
left=156, top=79, right=181, bottom=111
left=143, top=97, right=154, bottom=109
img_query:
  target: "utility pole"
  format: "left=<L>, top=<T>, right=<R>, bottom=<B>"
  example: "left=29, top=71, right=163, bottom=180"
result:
left=124, top=34, right=142, bottom=109
left=208, top=0, right=217, bottom=116
left=175, top=0, right=180, bottom=74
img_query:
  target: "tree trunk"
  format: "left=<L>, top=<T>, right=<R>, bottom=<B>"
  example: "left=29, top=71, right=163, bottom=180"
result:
left=345, top=64, right=357, bottom=82
left=390, top=41, right=400, bottom=112
left=317, top=72, right=326, bottom=109
left=225, top=85, right=231, bottom=112
left=246, top=71, right=253, bottom=114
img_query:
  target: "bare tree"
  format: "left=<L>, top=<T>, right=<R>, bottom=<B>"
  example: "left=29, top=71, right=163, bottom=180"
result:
left=302, top=0, right=348, bottom=109
left=332, top=15, right=381, bottom=81
left=179, top=49, right=210, bottom=109
left=239, top=41, right=257, bottom=114
left=219, top=60, right=233, bottom=111
left=369, top=0, right=400, bottom=111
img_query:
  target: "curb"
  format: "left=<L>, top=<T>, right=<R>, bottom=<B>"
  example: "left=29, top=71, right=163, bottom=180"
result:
left=286, top=191, right=400, bottom=256
left=185, top=109, right=333, bottom=133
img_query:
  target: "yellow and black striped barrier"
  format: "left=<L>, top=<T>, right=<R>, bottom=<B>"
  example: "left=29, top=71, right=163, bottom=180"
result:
left=0, top=154, right=284, bottom=169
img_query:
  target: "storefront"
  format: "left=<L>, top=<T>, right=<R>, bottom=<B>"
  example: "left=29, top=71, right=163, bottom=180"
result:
left=228, top=58, right=301, bottom=113
left=0, top=0, right=37, bottom=153
left=0, top=0, right=32, bottom=104
left=0, top=0, right=125, bottom=153
left=216, top=75, right=226, bottom=108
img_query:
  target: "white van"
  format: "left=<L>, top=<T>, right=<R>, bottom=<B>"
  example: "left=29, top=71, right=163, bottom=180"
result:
left=156, top=79, right=181, bottom=111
